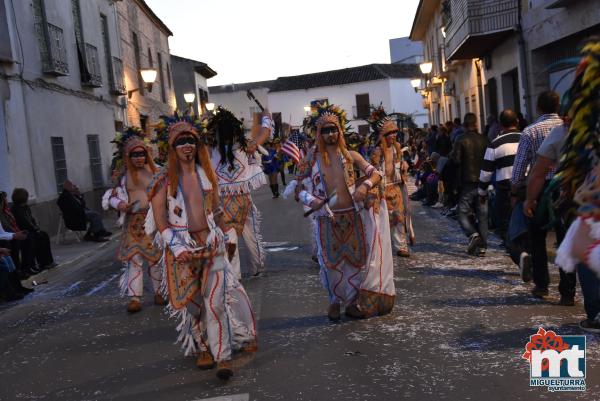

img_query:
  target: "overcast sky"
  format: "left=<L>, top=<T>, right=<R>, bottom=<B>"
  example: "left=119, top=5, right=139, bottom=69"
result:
left=145, top=0, right=420, bottom=86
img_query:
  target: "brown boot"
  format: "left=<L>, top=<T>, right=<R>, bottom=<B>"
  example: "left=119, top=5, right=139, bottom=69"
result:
left=216, top=360, right=234, bottom=380
left=154, top=293, right=167, bottom=306
left=328, top=303, right=341, bottom=321
left=240, top=339, right=258, bottom=353
left=345, top=304, right=365, bottom=319
left=396, top=249, right=410, bottom=258
left=196, top=351, right=216, bottom=370
left=126, top=298, right=142, bottom=313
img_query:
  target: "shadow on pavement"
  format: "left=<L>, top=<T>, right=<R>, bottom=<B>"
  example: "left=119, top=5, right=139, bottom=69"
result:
left=429, top=294, right=546, bottom=307
left=259, top=314, right=329, bottom=331
left=412, top=266, right=520, bottom=285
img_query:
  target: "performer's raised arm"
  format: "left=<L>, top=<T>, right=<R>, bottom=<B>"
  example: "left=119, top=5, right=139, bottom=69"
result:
left=251, top=109, right=273, bottom=147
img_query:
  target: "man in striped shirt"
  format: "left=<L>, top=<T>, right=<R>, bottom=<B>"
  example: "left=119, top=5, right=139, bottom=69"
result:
left=478, top=109, right=521, bottom=243
left=510, top=91, right=564, bottom=300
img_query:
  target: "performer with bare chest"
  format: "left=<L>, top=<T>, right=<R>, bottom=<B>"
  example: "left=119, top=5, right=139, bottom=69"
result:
left=147, top=114, right=257, bottom=381
left=368, top=107, right=413, bottom=257
left=295, top=103, right=396, bottom=320
left=102, top=128, right=163, bottom=313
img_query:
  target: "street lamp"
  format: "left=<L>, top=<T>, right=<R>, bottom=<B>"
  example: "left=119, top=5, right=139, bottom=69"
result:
left=184, top=93, right=195, bottom=113
left=419, top=62, right=433, bottom=75
left=410, top=78, right=421, bottom=93
left=127, top=67, right=158, bottom=98
left=184, top=93, right=196, bottom=104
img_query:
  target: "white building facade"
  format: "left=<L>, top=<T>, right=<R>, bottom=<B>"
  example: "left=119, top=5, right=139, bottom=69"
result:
left=209, top=64, right=428, bottom=133
left=116, top=0, right=176, bottom=131
left=410, top=0, right=600, bottom=128
left=1, top=0, right=125, bottom=230
left=170, top=55, right=217, bottom=115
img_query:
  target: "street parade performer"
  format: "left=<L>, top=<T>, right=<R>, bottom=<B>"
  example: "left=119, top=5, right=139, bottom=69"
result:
left=555, top=41, right=600, bottom=332
left=102, top=127, right=164, bottom=313
left=206, top=107, right=273, bottom=278
left=367, top=106, right=414, bottom=257
left=293, top=103, right=396, bottom=320
left=146, top=112, right=257, bottom=380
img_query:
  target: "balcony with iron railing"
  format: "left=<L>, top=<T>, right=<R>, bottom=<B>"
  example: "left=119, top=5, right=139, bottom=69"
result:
left=444, top=0, right=518, bottom=61
left=35, top=22, right=69, bottom=76
left=82, top=43, right=102, bottom=87
left=110, top=57, right=126, bottom=95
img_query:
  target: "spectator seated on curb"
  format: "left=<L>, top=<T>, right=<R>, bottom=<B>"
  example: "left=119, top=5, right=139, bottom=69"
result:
left=11, top=188, right=57, bottom=270
left=410, top=159, right=433, bottom=201
left=0, top=192, right=38, bottom=278
left=57, top=180, right=111, bottom=242
left=0, top=247, right=33, bottom=302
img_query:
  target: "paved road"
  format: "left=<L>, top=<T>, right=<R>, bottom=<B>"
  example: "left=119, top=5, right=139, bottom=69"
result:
left=1, top=184, right=598, bottom=401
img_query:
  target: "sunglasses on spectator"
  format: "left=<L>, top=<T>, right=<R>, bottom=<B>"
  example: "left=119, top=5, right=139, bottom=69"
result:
left=320, top=126, right=339, bottom=136
left=383, top=131, right=398, bottom=138
left=129, top=151, right=147, bottom=158
left=173, top=136, right=197, bottom=148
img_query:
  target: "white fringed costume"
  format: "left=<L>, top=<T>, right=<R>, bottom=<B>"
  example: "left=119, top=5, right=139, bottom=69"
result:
left=211, top=146, right=267, bottom=279
left=296, top=149, right=396, bottom=317
left=371, top=144, right=412, bottom=254
left=145, top=166, right=257, bottom=361
left=102, top=177, right=162, bottom=298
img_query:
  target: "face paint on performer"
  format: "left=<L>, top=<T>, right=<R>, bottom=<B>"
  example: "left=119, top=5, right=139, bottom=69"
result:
left=383, top=130, right=398, bottom=147
left=320, top=123, right=339, bottom=145
left=173, top=134, right=198, bottom=162
left=129, top=146, right=148, bottom=168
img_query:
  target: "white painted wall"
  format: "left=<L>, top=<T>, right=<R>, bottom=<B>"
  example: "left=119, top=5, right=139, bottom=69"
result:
left=212, top=78, right=428, bottom=131
left=267, top=79, right=394, bottom=132
left=210, top=87, right=270, bottom=129
left=389, top=79, right=429, bottom=126
left=480, top=34, right=525, bottom=116
left=1, top=0, right=122, bottom=204
left=389, top=37, right=423, bottom=64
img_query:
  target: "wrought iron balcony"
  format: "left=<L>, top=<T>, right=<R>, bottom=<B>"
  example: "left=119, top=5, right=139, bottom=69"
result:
left=82, top=43, right=102, bottom=87
left=110, top=57, right=126, bottom=95
left=444, top=0, right=518, bottom=61
left=36, top=22, right=69, bottom=76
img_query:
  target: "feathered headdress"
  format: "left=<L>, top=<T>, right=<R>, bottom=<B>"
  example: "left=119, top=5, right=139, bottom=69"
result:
left=303, top=102, right=351, bottom=136
left=110, top=127, right=152, bottom=178
left=556, top=41, right=600, bottom=213
left=205, top=106, right=247, bottom=168
left=153, top=110, right=209, bottom=165
left=303, top=101, right=353, bottom=165
left=367, top=105, right=399, bottom=137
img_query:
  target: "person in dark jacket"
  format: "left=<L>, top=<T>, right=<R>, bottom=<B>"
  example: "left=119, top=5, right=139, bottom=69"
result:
left=11, top=188, right=57, bottom=269
left=0, top=191, right=38, bottom=277
left=450, top=113, right=490, bottom=256
left=435, top=126, right=452, bottom=157
left=56, top=180, right=110, bottom=242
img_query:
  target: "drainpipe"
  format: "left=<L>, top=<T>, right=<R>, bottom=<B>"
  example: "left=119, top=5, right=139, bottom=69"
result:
left=475, top=59, right=485, bottom=130
left=516, top=0, right=533, bottom=120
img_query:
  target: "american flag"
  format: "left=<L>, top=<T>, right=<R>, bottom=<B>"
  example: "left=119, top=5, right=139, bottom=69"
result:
left=281, top=131, right=306, bottom=164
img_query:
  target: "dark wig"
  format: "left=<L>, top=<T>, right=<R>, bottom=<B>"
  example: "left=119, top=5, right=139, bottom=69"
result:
left=206, top=106, right=247, bottom=168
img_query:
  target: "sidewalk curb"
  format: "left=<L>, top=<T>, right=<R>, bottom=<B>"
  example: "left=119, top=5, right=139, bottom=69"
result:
left=23, top=232, right=123, bottom=286
left=59, top=233, right=122, bottom=270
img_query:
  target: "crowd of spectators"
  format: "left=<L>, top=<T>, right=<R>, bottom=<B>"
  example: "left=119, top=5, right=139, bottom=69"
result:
left=0, top=180, right=110, bottom=302
left=406, top=89, right=600, bottom=333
